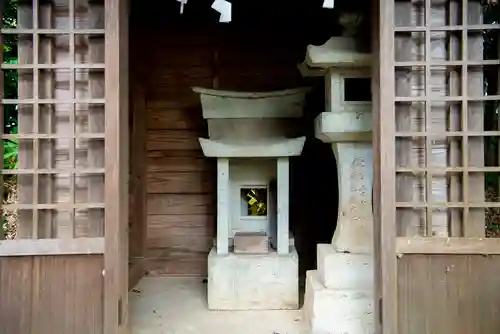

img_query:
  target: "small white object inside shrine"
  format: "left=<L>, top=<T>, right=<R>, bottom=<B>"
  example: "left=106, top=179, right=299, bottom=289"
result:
left=193, top=87, right=309, bottom=310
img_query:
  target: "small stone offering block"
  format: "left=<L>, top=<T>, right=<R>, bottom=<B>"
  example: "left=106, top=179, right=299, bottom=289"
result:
left=233, top=232, right=269, bottom=254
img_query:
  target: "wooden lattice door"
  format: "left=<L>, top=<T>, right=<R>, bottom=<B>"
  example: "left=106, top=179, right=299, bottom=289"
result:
left=374, top=0, right=500, bottom=333
left=0, top=0, right=128, bottom=333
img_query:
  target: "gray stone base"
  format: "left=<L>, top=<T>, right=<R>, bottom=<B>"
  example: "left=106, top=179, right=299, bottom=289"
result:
left=303, top=270, right=374, bottom=334
left=317, top=244, right=373, bottom=289
left=207, top=246, right=299, bottom=310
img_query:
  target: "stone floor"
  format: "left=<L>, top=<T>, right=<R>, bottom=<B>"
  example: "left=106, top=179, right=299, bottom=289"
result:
left=130, top=277, right=310, bottom=334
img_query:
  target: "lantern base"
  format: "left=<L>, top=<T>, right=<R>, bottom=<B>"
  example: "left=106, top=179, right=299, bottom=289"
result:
left=207, top=246, right=299, bottom=310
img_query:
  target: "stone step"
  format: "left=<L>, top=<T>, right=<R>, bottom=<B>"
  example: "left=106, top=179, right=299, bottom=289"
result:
left=317, top=244, right=373, bottom=290
left=303, top=270, right=374, bottom=334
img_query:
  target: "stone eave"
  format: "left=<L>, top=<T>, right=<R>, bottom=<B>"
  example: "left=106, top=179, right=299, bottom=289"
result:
left=314, top=112, right=372, bottom=143
left=199, top=137, right=306, bottom=157
left=298, top=37, right=373, bottom=77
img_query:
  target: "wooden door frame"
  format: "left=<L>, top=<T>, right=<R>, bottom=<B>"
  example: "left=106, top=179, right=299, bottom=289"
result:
left=104, top=0, right=130, bottom=332
left=372, top=0, right=398, bottom=333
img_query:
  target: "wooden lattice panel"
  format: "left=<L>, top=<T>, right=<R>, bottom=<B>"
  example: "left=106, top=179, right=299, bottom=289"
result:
left=393, top=0, right=500, bottom=249
left=0, top=0, right=105, bottom=253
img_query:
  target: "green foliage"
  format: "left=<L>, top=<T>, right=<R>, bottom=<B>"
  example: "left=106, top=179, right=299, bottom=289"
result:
left=3, top=129, right=18, bottom=170
left=2, top=0, right=18, bottom=169
left=1, top=0, right=18, bottom=235
left=3, top=0, right=18, bottom=133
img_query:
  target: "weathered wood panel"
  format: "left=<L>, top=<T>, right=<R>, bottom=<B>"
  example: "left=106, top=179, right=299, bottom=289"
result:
left=147, top=103, right=204, bottom=130
left=147, top=130, right=202, bottom=151
left=147, top=215, right=214, bottom=248
left=147, top=194, right=213, bottom=216
left=0, top=257, right=33, bottom=334
left=147, top=156, right=213, bottom=173
left=147, top=172, right=213, bottom=194
left=0, top=255, right=103, bottom=334
left=133, top=24, right=215, bottom=277
left=398, top=255, right=500, bottom=334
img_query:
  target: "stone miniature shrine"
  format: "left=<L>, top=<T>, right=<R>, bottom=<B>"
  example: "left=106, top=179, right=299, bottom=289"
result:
left=299, top=36, right=375, bottom=334
left=193, top=87, right=309, bottom=310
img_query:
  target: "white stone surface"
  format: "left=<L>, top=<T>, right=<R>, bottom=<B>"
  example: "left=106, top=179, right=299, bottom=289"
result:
left=277, top=157, right=290, bottom=254
left=207, top=118, right=301, bottom=141
left=207, top=247, right=299, bottom=310
left=192, top=87, right=309, bottom=119
left=217, top=158, right=230, bottom=254
left=317, top=244, right=373, bottom=290
left=213, top=235, right=295, bottom=248
left=304, top=271, right=374, bottom=334
left=315, top=111, right=372, bottom=143
left=332, top=142, right=373, bottom=253
left=299, top=37, right=372, bottom=73
left=199, top=137, right=306, bottom=157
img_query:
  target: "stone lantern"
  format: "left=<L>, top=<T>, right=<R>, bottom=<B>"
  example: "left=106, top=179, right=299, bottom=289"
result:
left=299, top=35, right=375, bottom=334
left=193, top=87, right=309, bottom=311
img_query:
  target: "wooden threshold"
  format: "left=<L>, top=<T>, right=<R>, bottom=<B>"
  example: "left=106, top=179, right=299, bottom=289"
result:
left=396, top=237, right=500, bottom=255
left=0, top=237, right=105, bottom=256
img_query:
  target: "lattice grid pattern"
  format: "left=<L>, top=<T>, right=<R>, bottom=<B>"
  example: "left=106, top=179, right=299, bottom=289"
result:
left=0, top=0, right=105, bottom=244
left=393, top=0, right=500, bottom=239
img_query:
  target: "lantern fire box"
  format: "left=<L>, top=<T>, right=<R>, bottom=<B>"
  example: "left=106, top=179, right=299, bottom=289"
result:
left=193, top=87, right=309, bottom=310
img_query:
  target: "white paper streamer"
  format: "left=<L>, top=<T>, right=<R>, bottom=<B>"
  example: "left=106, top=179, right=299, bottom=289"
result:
left=177, top=0, right=188, bottom=14
left=323, top=0, right=334, bottom=8
left=212, top=0, right=232, bottom=22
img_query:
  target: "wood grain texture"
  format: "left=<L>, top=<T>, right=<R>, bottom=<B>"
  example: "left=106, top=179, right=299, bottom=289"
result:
left=0, top=255, right=104, bottom=334
left=147, top=130, right=201, bottom=151
left=137, top=23, right=215, bottom=277
left=31, top=256, right=104, bottom=334
left=147, top=215, right=214, bottom=237
left=147, top=157, right=214, bottom=172
left=147, top=194, right=213, bottom=215
left=374, top=0, right=398, bottom=332
left=147, top=172, right=214, bottom=194
left=129, top=82, right=148, bottom=261
left=147, top=104, right=203, bottom=130
left=104, top=0, right=129, bottom=331
left=398, top=254, right=500, bottom=334
left=0, top=257, right=33, bottom=334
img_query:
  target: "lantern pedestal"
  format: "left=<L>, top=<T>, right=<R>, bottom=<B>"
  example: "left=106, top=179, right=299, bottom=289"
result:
left=207, top=247, right=299, bottom=310
left=300, top=37, right=375, bottom=334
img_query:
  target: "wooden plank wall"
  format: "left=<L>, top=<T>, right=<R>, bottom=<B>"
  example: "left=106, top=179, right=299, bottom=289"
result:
left=130, top=1, right=339, bottom=277
left=398, top=255, right=500, bottom=334
left=137, top=28, right=215, bottom=276
left=0, top=255, right=104, bottom=334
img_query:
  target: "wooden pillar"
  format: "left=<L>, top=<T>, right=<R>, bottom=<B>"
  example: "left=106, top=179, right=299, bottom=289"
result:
left=104, top=0, right=129, bottom=332
left=277, top=157, right=290, bottom=254
left=217, top=158, right=230, bottom=254
left=373, top=0, right=398, bottom=332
